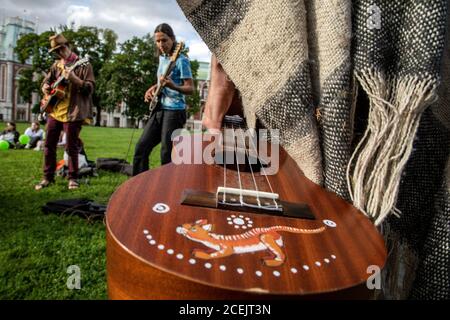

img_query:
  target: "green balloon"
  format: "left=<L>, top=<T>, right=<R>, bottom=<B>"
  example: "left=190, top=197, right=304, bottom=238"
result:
left=0, top=140, right=9, bottom=150
left=19, top=134, right=30, bottom=145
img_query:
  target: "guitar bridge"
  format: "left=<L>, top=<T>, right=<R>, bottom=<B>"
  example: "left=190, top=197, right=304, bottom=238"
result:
left=216, top=187, right=281, bottom=211
left=181, top=188, right=315, bottom=220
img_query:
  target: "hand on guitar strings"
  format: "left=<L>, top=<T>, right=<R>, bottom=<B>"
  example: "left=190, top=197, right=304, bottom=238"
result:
left=144, top=72, right=175, bottom=102
left=62, top=68, right=82, bottom=86
left=159, top=75, right=176, bottom=90
left=42, top=83, right=51, bottom=95
left=144, top=84, right=157, bottom=102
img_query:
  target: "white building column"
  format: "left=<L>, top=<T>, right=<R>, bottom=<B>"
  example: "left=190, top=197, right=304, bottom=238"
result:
left=3, top=62, right=14, bottom=120
left=6, top=62, right=13, bottom=104
left=120, top=116, right=127, bottom=128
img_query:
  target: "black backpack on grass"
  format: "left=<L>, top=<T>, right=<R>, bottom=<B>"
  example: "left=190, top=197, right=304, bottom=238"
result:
left=56, top=161, right=97, bottom=178
left=96, top=158, right=132, bottom=176
left=42, top=198, right=106, bottom=221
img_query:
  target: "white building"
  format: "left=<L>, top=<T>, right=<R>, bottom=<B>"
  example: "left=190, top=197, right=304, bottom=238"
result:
left=100, top=101, right=138, bottom=128
left=185, top=60, right=210, bottom=131
left=0, top=16, right=38, bottom=122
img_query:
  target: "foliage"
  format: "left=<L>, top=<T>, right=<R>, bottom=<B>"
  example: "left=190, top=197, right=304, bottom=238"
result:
left=97, top=34, right=158, bottom=120
left=186, top=59, right=201, bottom=117
left=14, top=26, right=203, bottom=122
left=17, top=68, right=38, bottom=104
left=15, top=27, right=118, bottom=125
left=15, top=31, right=56, bottom=105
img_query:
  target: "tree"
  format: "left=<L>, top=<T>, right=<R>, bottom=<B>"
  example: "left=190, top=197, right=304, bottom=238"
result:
left=98, top=38, right=202, bottom=121
left=62, top=26, right=118, bottom=125
left=97, top=34, right=158, bottom=121
left=186, top=59, right=200, bottom=117
left=17, top=68, right=40, bottom=114
left=16, top=28, right=201, bottom=124
left=15, top=30, right=56, bottom=112
left=15, top=26, right=118, bottom=125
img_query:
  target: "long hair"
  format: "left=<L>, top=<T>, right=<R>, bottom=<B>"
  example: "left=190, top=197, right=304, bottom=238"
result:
left=154, top=23, right=177, bottom=56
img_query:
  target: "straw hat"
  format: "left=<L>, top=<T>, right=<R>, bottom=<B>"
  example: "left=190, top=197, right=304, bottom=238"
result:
left=49, top=34, right=68, bottom=53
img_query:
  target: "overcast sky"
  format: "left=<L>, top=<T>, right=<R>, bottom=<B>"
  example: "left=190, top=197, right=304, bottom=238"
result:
left=0, top=0, right=212, bottom=62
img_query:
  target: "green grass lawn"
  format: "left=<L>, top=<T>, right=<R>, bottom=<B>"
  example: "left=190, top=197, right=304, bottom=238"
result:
left=0, top=122, right=161, bottom=299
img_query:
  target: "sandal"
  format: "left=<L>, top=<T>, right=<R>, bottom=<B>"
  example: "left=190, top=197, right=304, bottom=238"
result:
left=35, top=179, right=53, bottom=191
left=68, top=179, right=80, bottom=190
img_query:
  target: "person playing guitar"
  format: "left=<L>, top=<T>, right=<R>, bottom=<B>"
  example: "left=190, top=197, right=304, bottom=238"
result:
left=35, top=34, right=95, bottom=191
left=133, top=23, right=194, bottom=176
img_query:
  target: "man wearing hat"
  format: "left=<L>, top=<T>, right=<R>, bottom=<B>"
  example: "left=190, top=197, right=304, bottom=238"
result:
left=35, top=34, right=95, bottom=190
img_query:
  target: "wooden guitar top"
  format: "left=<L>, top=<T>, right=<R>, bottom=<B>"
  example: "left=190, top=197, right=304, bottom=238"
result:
left=106, top=141, right=386, bottom=297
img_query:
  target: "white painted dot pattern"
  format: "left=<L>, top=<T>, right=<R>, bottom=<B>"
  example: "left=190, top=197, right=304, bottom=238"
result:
left=142, top=229, right=338, bottom=280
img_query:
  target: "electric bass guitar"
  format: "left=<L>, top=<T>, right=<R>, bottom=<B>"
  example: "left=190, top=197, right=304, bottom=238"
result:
left=106, top=114, right=387, bottom=299
left=147, top=42, right=184, bottom=117
left=40, top=55, right=90, bottom=114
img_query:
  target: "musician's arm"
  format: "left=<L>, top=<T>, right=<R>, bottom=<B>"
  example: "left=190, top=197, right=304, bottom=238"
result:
left=68, top=64, right=95, bottom=95
left=41, top=63, right=57, bottom=94
left=161, top=55, right=194, bottom=95
left=164, top=78, right=194, bottom=95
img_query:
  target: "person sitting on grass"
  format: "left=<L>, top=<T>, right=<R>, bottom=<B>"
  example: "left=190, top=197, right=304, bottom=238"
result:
left=24, top=121, right=44, bottom=149
left=0, top=122, right=20, bottom=148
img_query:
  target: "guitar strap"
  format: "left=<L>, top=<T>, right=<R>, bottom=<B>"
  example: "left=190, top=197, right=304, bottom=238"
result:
left=56, top=53, right=79, bottom=78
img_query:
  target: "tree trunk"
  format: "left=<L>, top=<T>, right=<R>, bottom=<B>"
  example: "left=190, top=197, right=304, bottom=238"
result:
left=95, top=105, right=102, bottom=126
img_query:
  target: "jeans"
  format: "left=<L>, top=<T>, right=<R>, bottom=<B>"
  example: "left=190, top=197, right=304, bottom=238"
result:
left=133, top=109, right=186, bottom=176
left=44, top=116, right=83, bottom=181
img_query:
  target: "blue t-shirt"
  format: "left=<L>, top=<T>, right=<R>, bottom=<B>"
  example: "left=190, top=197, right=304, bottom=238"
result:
left=158, top=54, right=192, bottom=110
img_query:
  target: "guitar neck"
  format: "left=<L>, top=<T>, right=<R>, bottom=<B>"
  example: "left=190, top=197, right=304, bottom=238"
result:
left=52, top=74, right=66, bottom=88
left=52, top=58, right=87, bottom=88
left=148, top=43, right=184, bottom=111
left=155, top=61, right=176, bottom=94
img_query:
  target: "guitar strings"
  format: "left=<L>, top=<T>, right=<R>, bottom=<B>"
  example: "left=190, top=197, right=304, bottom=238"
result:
left=221, top=118, right=279, bottom=211
left=222, top=123, right=228, bottom=203
left=231, top=123, right=244, bottom=206
left=245, top=126, right=279, bottom=209
left=236, top=125, right=261, bottom=208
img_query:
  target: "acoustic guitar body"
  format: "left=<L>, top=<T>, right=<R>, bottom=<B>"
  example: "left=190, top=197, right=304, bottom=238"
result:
left=106, top=132, right=387, bottom=299
left=40, top=85, right=66, bottom=114
left=40, top=56, right=90, bottom=115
